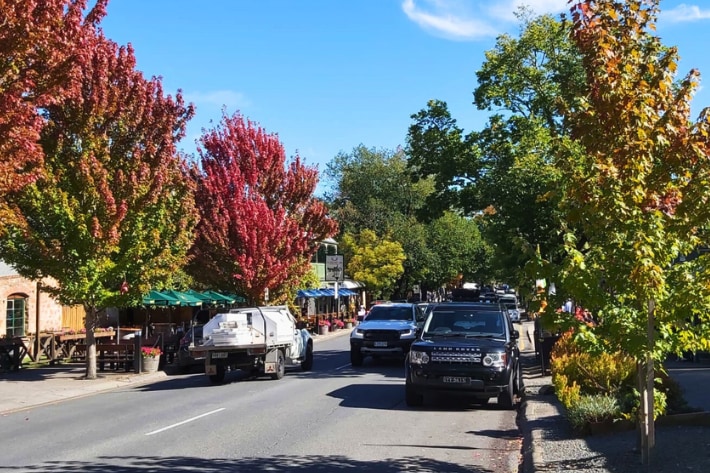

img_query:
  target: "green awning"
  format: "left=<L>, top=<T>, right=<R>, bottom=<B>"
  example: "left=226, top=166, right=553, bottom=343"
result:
left=161, top=290, right=203, bottom=306
left=142, top=290, right=180, bottom=306
left=201, top=290, right=237, bottom=305
left=184, top=289, right=214, bottom=303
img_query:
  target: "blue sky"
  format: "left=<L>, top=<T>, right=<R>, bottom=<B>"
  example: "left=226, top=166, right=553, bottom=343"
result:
left=99, top=0, right=710, bottom=195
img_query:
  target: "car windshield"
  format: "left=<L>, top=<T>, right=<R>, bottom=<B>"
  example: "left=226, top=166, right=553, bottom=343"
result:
left=423, top=310, right=505, bottom=338
left=365, top=306, right=413, bottom=321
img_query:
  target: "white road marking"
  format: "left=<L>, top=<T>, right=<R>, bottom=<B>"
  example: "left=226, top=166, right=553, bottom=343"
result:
left=335, top=363, right=351, bottom=370
left=145, top=408, right=226, bottom=436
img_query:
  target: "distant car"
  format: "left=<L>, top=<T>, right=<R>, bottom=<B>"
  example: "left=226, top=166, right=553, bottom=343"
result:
left=350, top=302, right=426, bottom=366
left=177, top=325, right=205, bottom=373
left=405, top=302, right=523, bottom=409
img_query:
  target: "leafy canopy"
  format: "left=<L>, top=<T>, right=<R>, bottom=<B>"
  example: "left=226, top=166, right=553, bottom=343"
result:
left=189, top=112, right=338, bottom=305
left=552, top=0, right=710, bottom=360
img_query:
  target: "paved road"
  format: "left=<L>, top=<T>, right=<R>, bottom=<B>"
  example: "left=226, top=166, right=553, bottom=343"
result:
left=0, top=330, right=522, bottom=472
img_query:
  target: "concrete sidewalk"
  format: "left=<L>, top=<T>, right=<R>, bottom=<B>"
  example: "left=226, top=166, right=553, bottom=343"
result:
left=0, top=326, right=351, bottom=415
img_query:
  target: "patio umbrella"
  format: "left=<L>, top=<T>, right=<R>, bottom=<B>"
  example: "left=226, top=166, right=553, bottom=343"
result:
left=160, top=290, right=203, bottom=306
left=142, top=290, right=180, bottom=306
left=201, top=290, right=237, bottom=306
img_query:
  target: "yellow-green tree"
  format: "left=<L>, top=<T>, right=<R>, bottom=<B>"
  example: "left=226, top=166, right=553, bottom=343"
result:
left=555, top=0, right=710, bottom=463
left=341, top=230, right=406, bottom=300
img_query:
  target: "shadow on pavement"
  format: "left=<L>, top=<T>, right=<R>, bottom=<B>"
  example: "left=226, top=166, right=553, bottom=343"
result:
left=0, top=454, right=498, bottom=473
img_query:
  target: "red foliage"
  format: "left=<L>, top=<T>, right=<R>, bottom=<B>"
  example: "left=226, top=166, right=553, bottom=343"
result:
left=190, top=112, right=338, bottom=303
left=0, top=0, right=107, bottom=197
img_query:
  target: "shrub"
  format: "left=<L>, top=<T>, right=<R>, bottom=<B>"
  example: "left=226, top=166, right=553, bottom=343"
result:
left=567, top=394, right=622, bottom=433
left=550, top=330, right=635, bottom=404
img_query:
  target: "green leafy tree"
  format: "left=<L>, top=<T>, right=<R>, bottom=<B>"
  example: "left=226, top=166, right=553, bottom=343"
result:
left=341, top=230, right=405, bottom=300
left=427, top=211, right=491, bottom=288
left=553, top=0, right=710, bottom=463
left=406, top=10, right=586, bottom=288
left=0, top=33, right=197, bottom=379
left=324, top=145, right=434, bottom=296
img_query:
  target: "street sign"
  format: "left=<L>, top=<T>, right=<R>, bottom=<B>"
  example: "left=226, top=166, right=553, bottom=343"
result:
left=325, top=255, right=344, bottom=282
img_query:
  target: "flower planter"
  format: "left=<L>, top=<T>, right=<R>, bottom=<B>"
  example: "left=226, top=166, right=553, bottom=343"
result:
left=141, top=355, right=160, bottom=373
left=346, top=322, right=353, bottom=329
left=318, top=326, right=329, bottom=336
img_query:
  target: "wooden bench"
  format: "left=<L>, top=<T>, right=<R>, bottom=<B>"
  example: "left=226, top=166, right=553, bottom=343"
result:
left=96, top=344, right=135, bottom=371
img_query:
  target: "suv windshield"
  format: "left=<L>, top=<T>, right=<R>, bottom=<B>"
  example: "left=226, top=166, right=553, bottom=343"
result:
left=365, top=306, right=413, bottom=321
left=424, top=310, right=505, bottom=338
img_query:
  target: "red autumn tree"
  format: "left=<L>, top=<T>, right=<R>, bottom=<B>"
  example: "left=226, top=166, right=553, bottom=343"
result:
left=0, top=0, right=107, bottom=222
left=0, top=30, right=198, bottom=379
left=190, top=112, right=338, bottom=304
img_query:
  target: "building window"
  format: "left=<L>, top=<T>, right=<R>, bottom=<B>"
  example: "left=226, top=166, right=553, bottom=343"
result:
left=6, top=295, right=28, bottom=337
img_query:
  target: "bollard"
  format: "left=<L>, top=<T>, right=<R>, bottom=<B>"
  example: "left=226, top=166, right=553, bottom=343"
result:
left=133, top=330, right=142, bottom=374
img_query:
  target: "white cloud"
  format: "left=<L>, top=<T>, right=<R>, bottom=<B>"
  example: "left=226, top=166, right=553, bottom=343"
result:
left=662, top=4, right=710, bottom=23
left=402, top=0, right=569, bottom=40
left=183, top=90, right=250, bottom=110
left=401, top=0, right=498, bottom=40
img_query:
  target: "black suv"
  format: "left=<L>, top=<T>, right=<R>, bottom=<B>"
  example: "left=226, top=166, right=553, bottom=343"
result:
left=350, top=303, right=425, bottom=366
left=404, top=302, right=523, bottom=409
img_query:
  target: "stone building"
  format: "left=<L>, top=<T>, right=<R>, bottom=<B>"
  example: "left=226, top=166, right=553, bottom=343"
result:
left=0, top=261, right=67, bottom=337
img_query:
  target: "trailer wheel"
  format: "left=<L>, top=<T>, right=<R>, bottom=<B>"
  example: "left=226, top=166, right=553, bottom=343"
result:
left=209, top=364, right=226, bottom=384
left=270, top=349, right=285, bottom=380
left=301, top=342, right=314, bottom=371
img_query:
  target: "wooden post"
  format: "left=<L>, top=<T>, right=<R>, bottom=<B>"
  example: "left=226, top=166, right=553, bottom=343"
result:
left=35, top=281, right=41, bottom=361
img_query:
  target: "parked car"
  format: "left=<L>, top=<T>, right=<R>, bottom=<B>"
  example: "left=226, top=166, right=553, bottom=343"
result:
left=404, top=302, right=523, bottom=409
left=177, top=325, right=205, bottom=373
left=350, top=302, right=426, bottom=366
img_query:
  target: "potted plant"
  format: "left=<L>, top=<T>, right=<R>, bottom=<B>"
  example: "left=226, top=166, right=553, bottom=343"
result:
left=344, top=318, right=355, bottom=329
left=318, top=319, right=331, bottom=335
left=333, top=319, right=345, bottom=330
left=141, top=346, right=162, bottom=373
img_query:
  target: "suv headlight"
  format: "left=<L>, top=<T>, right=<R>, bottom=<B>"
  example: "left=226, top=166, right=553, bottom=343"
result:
left=399, top=328, right=415, bottom=338
left=351, top=329, right=365, bottom=339
left=482, top=352, right=506, bottom=367
left=409, top=350, right=430, bottom=365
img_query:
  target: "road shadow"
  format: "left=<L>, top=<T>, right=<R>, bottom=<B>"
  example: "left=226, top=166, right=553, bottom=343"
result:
left=0, top=453, right=498, bottom=473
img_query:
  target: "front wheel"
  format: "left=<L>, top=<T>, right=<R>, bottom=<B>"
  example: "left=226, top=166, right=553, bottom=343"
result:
left=513, top=363, right=524, bottom=395
left=350, top=349, right=363, bottom=367
left=405, top=382, right=424, bottom=407
left=498, top=371, right=516, bottom=410
left=301, top=342, right=314, bottom=371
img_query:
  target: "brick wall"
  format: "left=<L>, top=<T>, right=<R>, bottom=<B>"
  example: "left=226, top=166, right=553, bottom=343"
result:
left=0, top=275, right=63, bottom=336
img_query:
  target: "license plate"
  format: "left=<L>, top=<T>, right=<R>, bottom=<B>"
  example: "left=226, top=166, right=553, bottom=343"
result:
left=212, top=352, right=228, bottom=359
left=443, top=376, right=469, bottom=384
left=374, top=341, right=388, bottom=347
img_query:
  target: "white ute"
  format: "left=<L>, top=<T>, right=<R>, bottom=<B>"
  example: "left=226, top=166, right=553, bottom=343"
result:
left=190, top=306, right=314, bottom=384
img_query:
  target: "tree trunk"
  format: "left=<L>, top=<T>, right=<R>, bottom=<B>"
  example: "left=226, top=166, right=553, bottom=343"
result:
left=637, top=299, right=655, bottom=466
left=84, top=305, right=98, bottom=379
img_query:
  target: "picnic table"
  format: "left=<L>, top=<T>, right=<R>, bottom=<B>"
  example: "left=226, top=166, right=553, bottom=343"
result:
left=20, top=330, right=116, bottom=365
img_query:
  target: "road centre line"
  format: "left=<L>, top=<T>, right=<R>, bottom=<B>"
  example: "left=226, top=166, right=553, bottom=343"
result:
left=145, top=408, right=226, bottom=436
left=335, top=363, right=351, bottom=370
